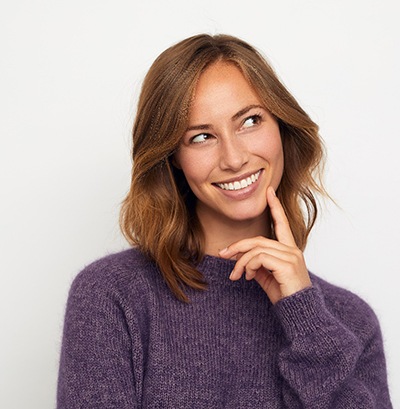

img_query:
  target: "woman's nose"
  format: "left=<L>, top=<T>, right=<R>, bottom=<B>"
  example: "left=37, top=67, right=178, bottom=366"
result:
left=219, top=134, right=249, bottom=171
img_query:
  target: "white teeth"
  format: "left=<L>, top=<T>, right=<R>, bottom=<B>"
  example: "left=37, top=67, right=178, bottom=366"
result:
left=216, top=171, right=261, bottom=191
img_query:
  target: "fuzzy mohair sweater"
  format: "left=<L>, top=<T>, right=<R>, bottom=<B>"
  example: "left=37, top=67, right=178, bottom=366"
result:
left=57, top=248, right=392, bottom=408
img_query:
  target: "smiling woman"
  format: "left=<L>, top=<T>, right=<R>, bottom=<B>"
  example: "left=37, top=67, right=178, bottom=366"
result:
left=57, top=34, right=393, bottom=408
left=119, top=35, right=326, bottom=304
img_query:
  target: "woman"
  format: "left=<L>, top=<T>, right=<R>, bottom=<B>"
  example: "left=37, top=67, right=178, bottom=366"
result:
left=57, top=34, right=392, bottom=408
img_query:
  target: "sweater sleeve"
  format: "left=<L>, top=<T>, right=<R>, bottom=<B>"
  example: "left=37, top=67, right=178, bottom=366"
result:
left=57, top=268, right=139, bottom=408
left=274, top=286, right=392, bottom=408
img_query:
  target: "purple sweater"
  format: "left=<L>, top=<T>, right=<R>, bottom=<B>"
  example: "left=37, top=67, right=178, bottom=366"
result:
left=57, top=248, right=392, bottom=408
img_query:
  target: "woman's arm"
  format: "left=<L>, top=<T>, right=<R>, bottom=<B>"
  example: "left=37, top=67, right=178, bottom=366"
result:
left=219, top=187, right=392, bottom=408
left=57, top=269, right=139, bottom=408
left=275, top=286, right=392, bottom=408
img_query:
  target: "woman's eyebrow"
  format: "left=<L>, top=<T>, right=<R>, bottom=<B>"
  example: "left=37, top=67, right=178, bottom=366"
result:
left=186, top=104, right=265, bottom=132
left=232, top=104, right=265, bottom=121
left=186, top=123, right=212, bottom=132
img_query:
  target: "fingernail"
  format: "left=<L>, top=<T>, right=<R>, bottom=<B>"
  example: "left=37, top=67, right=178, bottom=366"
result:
left=229, top=271, right=235, bottom=280
left=271, top=187, right=276, bottom=196
left=219, top=247, right=229, bottom=255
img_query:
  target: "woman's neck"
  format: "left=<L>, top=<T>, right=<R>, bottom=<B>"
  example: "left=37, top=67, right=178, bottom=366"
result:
left=198, top=210, right=271, bottom=257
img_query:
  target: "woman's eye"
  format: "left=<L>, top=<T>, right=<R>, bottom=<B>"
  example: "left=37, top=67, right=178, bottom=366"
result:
left=242, top=115, right=262, bottom=129
left=190, top=133, right=210, bottom=144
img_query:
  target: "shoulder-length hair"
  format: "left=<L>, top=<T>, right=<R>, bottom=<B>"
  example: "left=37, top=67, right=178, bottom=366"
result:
left=120, top=34, right=326, bottom=302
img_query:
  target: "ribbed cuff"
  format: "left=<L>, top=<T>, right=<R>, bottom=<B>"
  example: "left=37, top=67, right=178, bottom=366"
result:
left=274, top=286, right=333, bottom=341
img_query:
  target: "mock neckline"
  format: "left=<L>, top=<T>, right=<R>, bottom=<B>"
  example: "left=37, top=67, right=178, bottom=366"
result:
left=197, top=254, right=252, bottom=286
left=198, top=254, right=236, bottom=270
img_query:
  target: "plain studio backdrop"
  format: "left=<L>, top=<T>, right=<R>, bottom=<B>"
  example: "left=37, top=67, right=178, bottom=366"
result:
left=1, top=0, right=399, bottom=407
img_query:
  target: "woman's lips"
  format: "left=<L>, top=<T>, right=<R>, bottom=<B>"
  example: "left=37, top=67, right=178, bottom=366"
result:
left=214, top=170, right=262, bottom=191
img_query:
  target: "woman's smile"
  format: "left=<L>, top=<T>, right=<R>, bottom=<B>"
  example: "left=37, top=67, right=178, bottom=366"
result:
left=211, top=169, right=264, bottom=202
left=214, top=169, right=262, bottom=191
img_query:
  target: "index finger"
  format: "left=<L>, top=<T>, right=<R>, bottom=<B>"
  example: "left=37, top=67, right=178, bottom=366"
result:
left=267, top=186, right=296, bottom=247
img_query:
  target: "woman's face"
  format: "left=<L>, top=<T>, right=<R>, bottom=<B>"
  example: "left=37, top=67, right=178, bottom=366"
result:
left=174, top=61, right=284, bottom=227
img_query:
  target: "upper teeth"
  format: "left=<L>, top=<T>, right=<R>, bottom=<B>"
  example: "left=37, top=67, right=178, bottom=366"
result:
left=216, top=171, right=261, bottom=191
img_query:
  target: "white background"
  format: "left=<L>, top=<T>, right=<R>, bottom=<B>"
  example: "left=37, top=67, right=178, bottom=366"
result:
left=1, top=0, right=399, bottom=407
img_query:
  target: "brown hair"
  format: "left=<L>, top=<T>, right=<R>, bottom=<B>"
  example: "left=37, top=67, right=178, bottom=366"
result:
left=120, top=34, right=326, bottom=302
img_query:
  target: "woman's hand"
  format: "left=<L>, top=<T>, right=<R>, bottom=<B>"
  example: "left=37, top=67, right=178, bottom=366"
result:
left=219, top=186, right=312, bottom=304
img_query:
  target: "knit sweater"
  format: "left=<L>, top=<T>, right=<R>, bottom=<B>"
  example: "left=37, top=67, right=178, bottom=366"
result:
left=57, top=248, right=392, bottom=408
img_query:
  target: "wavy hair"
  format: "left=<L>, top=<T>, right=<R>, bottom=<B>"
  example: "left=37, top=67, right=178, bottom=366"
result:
left=120, top=34, right=326, bottom=302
